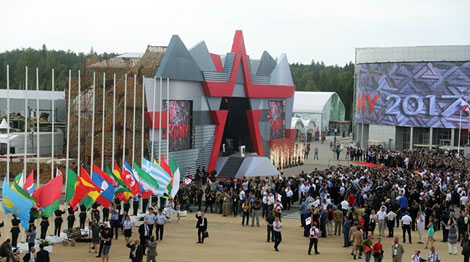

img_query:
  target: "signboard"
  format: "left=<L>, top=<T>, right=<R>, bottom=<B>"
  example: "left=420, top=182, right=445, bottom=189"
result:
left=355, top=62, right=470, bottom=128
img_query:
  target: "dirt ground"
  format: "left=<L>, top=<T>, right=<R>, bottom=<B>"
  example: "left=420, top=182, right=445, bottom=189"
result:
left=2, top=212, right=450, bottom=262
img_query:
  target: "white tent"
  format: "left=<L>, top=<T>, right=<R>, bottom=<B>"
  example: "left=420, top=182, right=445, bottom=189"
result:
left=235, top=157, right=280, bottom=178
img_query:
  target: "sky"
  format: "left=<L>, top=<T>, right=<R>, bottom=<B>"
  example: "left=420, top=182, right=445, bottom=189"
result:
left=1, top=0, right=469, bottom=66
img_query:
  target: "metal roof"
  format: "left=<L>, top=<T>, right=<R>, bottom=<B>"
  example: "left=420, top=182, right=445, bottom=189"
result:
left=293, top=91, right=336, bottom=114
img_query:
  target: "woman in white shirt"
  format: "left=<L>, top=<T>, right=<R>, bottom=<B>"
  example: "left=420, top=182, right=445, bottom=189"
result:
left=123, top=215, right=133, bottom=243
left=165, top=199, right=175, bottom=222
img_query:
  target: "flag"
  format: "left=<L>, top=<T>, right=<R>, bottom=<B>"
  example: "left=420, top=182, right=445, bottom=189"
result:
left=69, top=167, right=101, bottom=210
left=159, top=155, right=173, bottom=194
left=18, top=171, right=35, bottom=194
left=65, top=168, right=78, bottom=203
left=122, top=161, right=142, bottom=197
left=12, top=173, right=37, bottom=207
left=80, top=167, right=103, bottom=209
left=32, top=169, right=62, bottom=217
left=142, top=158, right=171, bottom=197
left=461, top=96, right=470, bottom=112
left=133, top=162, right=160, bottom=195
left=2, top=178, right=34, bottom=229
left=91, top=165, right=115, bottom=208
left=109, top=164, right=132, bottom=201
left=169, top=158, right=180, bottom=198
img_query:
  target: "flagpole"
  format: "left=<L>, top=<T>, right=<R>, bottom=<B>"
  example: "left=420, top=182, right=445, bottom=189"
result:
left=458, top=109, right=462, bottom=153
left=122, top=74, right=127, bottom=167
left=6, top=65, right=10, bottom=237
left=101, top=73, right=106, bottom=170
left=51, top=68, right=55, bottom=179
left=112, top=74, right=116, bottom=169
left=132, top=75, right=136, bottom=165
left=36, top=68, right=40, bottom=188
left=78, top=70, right=81, bottom=176
left=158, top=77, right=162, bottom=159
left=166, top=78, right=169, bottom=159
left=90, top=72, right=96, bottom=176
left=141, top=75, right=145, bottom=163
left=65, top=70, right=71, bottom=198
left=151, top=77, right=156, bottom=162
left=24, top=66, right=28, bottom=177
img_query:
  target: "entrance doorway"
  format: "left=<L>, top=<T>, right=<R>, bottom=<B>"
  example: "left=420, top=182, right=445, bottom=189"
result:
left=220, top=97, right=252, bottom=155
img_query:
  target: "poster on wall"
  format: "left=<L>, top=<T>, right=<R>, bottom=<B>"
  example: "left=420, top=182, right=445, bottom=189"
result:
left=268, top=100, right=286, bottom=140
left=162, top=100, right=192, bottom=151
left=356, top=62, right=470, bottom=128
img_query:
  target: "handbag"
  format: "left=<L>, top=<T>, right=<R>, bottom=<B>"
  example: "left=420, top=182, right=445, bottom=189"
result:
left=203, top=231, right=209, bottom=238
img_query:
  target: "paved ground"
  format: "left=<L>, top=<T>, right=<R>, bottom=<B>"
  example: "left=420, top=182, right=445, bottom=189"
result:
left=282, top=136, right=355, bottom=177
left=40, top=212, right=457, bottom=262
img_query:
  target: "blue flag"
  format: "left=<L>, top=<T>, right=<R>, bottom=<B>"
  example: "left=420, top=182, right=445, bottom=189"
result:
left=2, top=178, right=34, bottom=229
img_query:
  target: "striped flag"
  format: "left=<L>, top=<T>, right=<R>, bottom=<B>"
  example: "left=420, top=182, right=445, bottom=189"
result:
left=141, top=158, right=171, bottom=197
left=169, top=158, right=180, bottom=198
left=133, top=162, right=160, bottom=196
left=123, top=161, right=142, bottom=197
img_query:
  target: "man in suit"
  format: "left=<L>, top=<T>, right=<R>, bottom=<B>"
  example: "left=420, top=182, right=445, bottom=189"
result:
left=126, top=239, right=143, bottom=262
left=138, top=220, right=150, bottom=255
left=36, top=244, right=50, bottom=262
left=195, top=212, right=208, bottom=244
left=22, top=247, right=35, bottom=262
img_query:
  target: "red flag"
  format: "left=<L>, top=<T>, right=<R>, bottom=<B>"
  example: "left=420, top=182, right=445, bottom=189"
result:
left=23, top=171, right=35, bottom=194
left=32, top=170, right=62, bottom=217
left=160, top=155, right=174, bottom=191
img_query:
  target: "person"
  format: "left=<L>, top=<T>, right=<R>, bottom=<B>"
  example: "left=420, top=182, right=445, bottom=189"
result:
left=241, top=199, right=251, bottom=226
left=36, top=244, right=50, bottom=262
left=0, top=239, right=17, bottom=262
left=195, top=212, right=208, bottom=244
left=461, top=232, right=470, bottom=262
left=314, top=146, right=319, bottom=160
left=11, top=215, right=20, bottom=248
left=334, top=207, right=343, bottom=236
left=127, top=239, right=143, bottom=262
left=377, top=206, right=386, bottom=237
left=146, top=236, right=157, bottom=262
left=416, top=211, right=425, bottom=244
left=372, top=238, right=383, bottom=262
left=411, top=249, right=422, bottom=262
left=165, top=198, right=174, bottom=222
left=425, top=217, right=435, bottom=249
left=67, top=205, right=75, bottom=230
left=273, top=216, right=282, bottom=252
left=251, top=197, right=261, bottom=227
left=342, top=217, right=352, bottom=247
left=308, top=222, right=320, bottom=255
left=122, top=215, right=134, bottom=243
left=39, top=217, right=49, bottom=240
left=79, top=204, right=87, bottom=229
left=144, top=208, right=156, bottom=236
left=175, top=202, right=181, bottom=223
left=391, top=237, right=404, bottom=262
left=448, top=222, right=458, bottom=255
left=222, top=191, right=230, bottom=217
left=138, top=220, right=150, bottom=255
left=53, top=209, right=65, bottom=237
left=351, top=226, right=363, bottom=259
left=204, top=191, right=214, bottom=213
left=386, top=209, right=397, bottom=237
left=90, top=220, right=100, bottom=254
left=266, top=211, right=275, bottom=242
left=101, top=227, right=112, bottom=262
left=426, top=246, right=441, bottom=262
left=400, top=211, right=412, bottom=244
left=369, top=210, right=377, bottom=239
left=110, top=206, right=120, bottom=240
left=155, top=209, right=166, bottom=240
left=26, top=226, right=36, bottom=250
left=22, top=247, right=35, bottom=262
left=363, top=235, right=373, bottom=262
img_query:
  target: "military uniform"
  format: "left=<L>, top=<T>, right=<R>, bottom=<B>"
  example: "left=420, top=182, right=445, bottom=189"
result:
left=40, top=217, right=49, bottom=239
left=54, top=209, right=65, bottom=236
left=11, top=217, right=20, bottom=247
left=67, top=206, right=76, bottom=229
left=79, top=204, right=87, bottom=229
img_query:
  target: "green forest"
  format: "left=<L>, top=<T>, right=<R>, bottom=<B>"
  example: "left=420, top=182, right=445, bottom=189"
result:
left=0, top=48, right=355, bottom=120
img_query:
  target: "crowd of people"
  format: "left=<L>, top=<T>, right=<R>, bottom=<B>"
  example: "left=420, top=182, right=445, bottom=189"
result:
left=2, top=143, right=470, bottom=261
